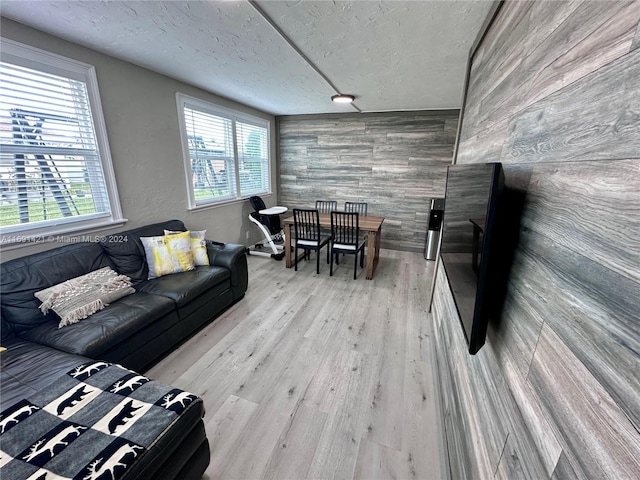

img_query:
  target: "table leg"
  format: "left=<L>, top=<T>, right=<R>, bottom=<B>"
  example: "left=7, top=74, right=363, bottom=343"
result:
left=365, top=230, right=377, bottom=280
left=284, top=223, right=292, bottom=268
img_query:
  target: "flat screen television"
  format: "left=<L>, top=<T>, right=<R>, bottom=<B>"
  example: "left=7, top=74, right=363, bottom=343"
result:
left=440, top=162, right=504, bottom=354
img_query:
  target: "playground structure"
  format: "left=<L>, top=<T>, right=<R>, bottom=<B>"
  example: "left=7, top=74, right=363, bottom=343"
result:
left=1, top=108, right=86, bottom=224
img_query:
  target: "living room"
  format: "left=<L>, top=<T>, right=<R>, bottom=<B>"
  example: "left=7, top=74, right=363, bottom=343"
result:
left=1, top=1, right=639, bottom=480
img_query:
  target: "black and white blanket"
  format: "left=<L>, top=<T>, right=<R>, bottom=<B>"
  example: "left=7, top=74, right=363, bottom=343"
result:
left=0, top=361, right=198, bottom=480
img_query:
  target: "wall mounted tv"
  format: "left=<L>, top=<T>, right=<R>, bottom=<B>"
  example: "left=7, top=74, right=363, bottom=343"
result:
left=440, top=162, right=504, bottom=355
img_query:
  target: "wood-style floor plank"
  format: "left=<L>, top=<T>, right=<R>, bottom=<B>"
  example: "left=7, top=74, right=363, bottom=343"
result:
left=218, top=337, right=324, bottom=479
left=305, top=348, right=378, bottom=480
left=363, top=259, right=409, bottom=450
left=354, top=439, right=419, bottom=480
left=261, top=404, right=327, bottom=480
left=403, top=358, right=448, bottom=480
left=148, top=250, right=446, bottom=480
left=205, top=395, right=259, bottom=475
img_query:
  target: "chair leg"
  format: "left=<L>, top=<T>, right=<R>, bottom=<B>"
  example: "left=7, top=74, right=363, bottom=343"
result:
left=294, top=245, right=298, bottom=271
left=316, top=247, right=321, bottom=274
left=360, top=248, right=364, bottom=268
left=330, top=247, right=334, bottom=276
left=353, top=252, right=358, bottom=280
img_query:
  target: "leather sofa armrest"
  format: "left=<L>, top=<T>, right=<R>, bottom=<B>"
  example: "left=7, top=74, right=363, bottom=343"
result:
left=205, top=241, right=248, bottom=300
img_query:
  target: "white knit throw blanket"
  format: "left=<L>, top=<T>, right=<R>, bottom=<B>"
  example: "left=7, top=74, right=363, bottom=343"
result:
left=35, top=267, right=135, bottom=328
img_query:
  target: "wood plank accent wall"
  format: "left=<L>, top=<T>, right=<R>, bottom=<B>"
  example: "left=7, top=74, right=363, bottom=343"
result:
left=431, top=1, right=640, bottom=479
left=277, top=111, right=458, bottom=252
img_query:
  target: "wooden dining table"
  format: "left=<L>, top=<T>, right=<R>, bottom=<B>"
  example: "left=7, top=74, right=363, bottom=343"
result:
left=282, top=213, right=385, bottom=280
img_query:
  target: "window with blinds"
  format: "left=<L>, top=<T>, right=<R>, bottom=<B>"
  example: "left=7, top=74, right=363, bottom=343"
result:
left=0, top=39, right=122, bottom=242
left=236, top=121, right=269, bottom=197
left=177, top=94, right=271, bottom=209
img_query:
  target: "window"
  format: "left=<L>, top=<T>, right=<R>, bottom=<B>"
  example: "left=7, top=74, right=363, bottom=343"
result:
left=0, top=39, right=123, bottom=244
left=177, top=94, right=271, bottom=209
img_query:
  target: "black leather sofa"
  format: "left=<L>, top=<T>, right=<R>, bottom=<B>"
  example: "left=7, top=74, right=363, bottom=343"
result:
left=0, top=220, right=249, bottom=479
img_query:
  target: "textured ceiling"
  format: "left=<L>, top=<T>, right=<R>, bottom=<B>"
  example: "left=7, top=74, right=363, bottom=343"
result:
left=0, top=1, right=493, bottom=116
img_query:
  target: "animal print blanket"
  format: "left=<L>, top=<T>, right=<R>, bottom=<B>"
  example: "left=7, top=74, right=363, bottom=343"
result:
left=0, top=361, right=199, bottom=480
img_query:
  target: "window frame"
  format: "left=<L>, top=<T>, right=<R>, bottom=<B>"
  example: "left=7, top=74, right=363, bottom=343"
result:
left=0, top=38, right=125, bottom=248
left=176, top=93, right=272, bottom=211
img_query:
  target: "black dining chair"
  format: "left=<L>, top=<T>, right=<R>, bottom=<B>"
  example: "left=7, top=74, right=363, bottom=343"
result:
left=293, top=209, right=331, bottom=274
left=315, top=200, right=336, bottom=237
left=315, top=200, right=338, bottom=214
left=344, top=201, right=368, bottom=216
left=343, top=202, right=369, bottom=259
left=330, top=211, right=366, bottom=279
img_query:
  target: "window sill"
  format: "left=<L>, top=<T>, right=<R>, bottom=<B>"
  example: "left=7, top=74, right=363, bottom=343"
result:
left=188, top=192, right=273, bottom=212
left=0, top=218, right=128, bottom=252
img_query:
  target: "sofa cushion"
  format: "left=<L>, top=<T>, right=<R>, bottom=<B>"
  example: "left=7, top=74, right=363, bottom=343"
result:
left=0, top=338, right=89, bottom=406
left=0, top=243, right=116, bottom=333
left=99, top=233, right=148, bottom=283
left=19, top=293, right=177, bottom=358
left=100, top=220, right=187, bottom=284
left=2, top=316, right=14, bottom=342
left=136, top=266, right=230, bottom=308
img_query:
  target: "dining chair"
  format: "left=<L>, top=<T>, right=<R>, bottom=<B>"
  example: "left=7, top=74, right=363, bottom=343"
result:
left=315, top=200, right=337, bottom=238
left=343, top=202, right=369, bottom=257
left=344, top=201, right=368, bottom=216
left=315, top=200, right=338, bottom=214
left=293, top=208, right=331, bottom=274
left=330, top=211, right=366, bottom=279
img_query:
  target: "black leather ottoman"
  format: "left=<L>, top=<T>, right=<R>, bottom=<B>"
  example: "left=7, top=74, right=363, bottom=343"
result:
left=0, top=339, right=209, bottom=479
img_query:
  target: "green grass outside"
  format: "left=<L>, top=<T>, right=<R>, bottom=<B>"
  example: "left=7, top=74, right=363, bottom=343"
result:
left=194, top=188, right=230, bottom=200
left=0, top=196, right=97, bottom=226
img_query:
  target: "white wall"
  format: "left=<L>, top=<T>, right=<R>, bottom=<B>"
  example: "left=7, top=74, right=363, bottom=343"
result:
left=0, top=17, right=278, bottom=261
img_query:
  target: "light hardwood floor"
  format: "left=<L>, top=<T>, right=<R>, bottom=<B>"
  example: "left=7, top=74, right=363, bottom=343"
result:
left=147, top=249, right=448, bottom=480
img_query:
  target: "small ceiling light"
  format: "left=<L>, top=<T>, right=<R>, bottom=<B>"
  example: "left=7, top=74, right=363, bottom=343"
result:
left=331, top=94, right=355, bottom=104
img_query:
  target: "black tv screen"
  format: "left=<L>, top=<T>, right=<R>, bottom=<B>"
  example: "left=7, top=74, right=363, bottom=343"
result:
left=440, top=162, right=504, bottom=354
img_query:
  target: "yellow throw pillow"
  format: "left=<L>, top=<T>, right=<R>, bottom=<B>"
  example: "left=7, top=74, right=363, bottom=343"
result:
left=141, top=231, right=195, bottom=279
left=164, top=229, right=209, bottom=266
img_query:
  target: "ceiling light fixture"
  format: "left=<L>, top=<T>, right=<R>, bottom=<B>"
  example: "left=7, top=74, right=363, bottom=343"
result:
left=331, top=94, right=355, bottom=104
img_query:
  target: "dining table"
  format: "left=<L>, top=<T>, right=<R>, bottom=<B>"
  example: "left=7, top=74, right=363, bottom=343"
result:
left=282, top=213, right=385, bottom=280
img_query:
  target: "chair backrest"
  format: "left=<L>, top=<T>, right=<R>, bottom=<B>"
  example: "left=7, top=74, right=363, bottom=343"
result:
left=315, top=200, right=337, bottom=214
left=331, top=211, right=360, bottom=246
left=250, top=195, right=266, bottom=212
left=293, top=209, right=322, bottom=242
left=344, top=201, right=368, bottom=216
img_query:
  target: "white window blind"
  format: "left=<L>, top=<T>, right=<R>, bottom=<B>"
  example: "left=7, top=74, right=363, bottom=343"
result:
left=237, top=121, right=269, bottom=197
left=177, top=94, right=271, bottom=209
left=0, top=40, right=122, bottom=241
left=183, top=106, right=236, bottom=203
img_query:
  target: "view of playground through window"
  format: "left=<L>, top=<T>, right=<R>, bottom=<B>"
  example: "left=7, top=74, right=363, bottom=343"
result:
left=178, top=94, right=270, bottom=209
left=0, top=56, right=112, bottom=233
